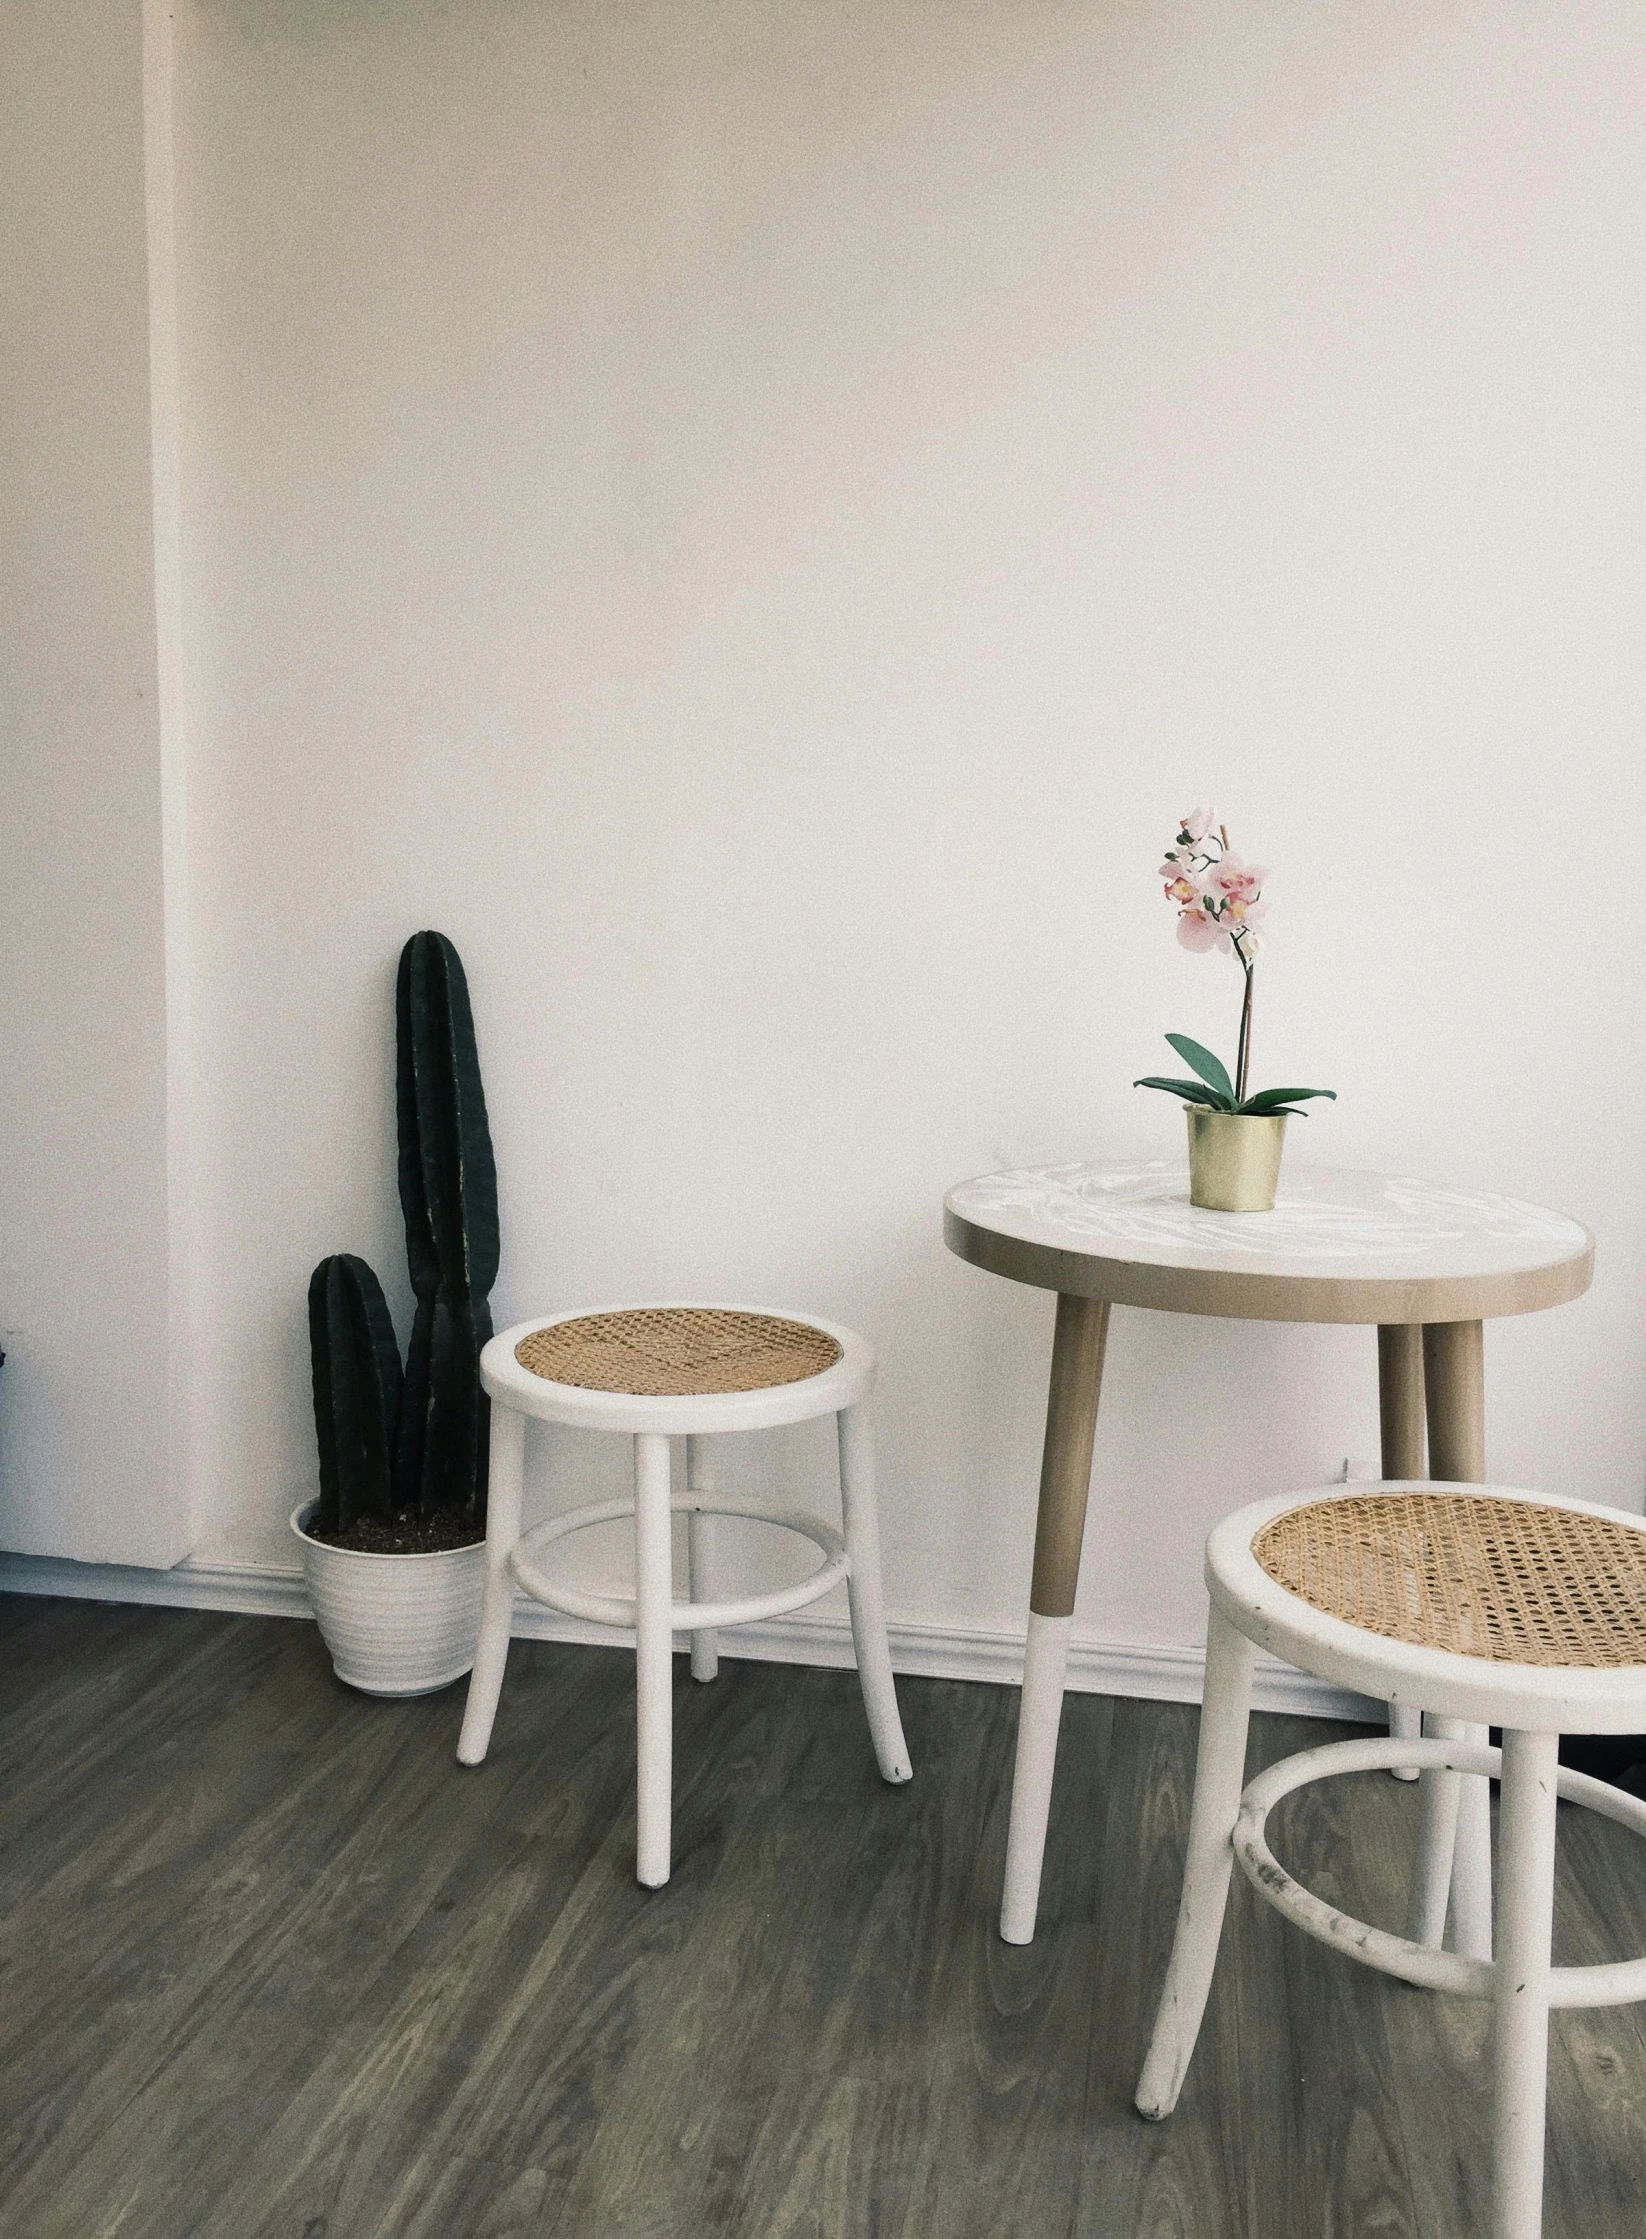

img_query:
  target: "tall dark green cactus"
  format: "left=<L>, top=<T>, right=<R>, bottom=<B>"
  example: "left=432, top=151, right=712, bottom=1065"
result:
left=393, top=932, right=499, bottom=1521
left=307, top=932, right=499, bottom=1536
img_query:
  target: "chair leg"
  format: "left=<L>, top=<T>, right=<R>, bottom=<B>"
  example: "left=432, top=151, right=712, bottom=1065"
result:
left=685, top=1435, right=719, bottom=1683
left=1492, top=1727, right=1559, bottom=2239
left=457, top=1405, right=524, bottom=1766
left=634, top=1431, right=674, bottom=1888
left=1452, top=1721, right=1495, bottom=1962
left=837, top=1403, right=913, bottom=1785
left=1135, top=1605, right=1257, bottom=2120
left=1409, top=1712, right=1466, bottom=1949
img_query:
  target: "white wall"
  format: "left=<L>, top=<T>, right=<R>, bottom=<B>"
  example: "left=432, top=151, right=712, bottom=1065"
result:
left=12, top=2, right=1646, bottom=1657
left=0, top=0, right=188, bottom=1566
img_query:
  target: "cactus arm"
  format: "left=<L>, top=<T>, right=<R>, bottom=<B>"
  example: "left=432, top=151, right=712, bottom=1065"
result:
left=308, top=1262, right=341, bottom=1533
left=309, top=1254, right=402, bottom=1533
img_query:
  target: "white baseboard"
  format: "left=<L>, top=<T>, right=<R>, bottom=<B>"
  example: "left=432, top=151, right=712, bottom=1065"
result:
left=0, top=1549, right=1379, bottom=1723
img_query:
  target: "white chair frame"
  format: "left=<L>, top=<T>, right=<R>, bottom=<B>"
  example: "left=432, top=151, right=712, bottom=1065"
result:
left=456, top=1307, right=913, bottom=1888
left=1136, top=1481, right=1646, bottom=2239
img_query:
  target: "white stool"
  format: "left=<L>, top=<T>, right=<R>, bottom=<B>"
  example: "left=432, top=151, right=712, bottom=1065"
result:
left=1136, top=1479, right=1646, bottom=2239
left=456, top=1305, right=912, bottom=1887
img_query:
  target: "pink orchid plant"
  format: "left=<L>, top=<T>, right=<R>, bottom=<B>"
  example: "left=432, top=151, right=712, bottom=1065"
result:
left=1135, top=809, right=1336, bottom=1118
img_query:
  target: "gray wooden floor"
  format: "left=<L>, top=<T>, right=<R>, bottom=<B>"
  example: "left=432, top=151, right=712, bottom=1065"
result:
left=3, top=1598, right=1644, bottom=2238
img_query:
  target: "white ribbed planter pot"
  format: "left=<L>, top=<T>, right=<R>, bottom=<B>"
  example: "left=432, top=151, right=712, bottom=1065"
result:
left=292, top=1504, right=486, bottom=1696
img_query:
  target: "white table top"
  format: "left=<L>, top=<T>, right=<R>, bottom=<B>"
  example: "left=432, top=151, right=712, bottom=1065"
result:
left=943, top=1162, right=1593, bottom=1325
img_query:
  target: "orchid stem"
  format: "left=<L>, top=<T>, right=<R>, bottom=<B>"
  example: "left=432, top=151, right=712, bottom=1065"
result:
left=1235, top=957, right=1254, bottom=1105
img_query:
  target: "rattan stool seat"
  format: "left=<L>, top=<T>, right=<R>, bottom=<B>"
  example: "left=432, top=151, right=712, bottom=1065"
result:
left=462, top=1307, right=909, bottom=1893
left=1253, top=1490, right=1646, bottom=1670
left=515, top=1307, right=843, bottom=1397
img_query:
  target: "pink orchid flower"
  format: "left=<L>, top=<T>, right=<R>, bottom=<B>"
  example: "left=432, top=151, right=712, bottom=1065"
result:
left=1179, top=806, right=1214, bottom=843
left=1176, top=905, right=1221, bottom=952
left=1210, top=854, right=1266, bottom=905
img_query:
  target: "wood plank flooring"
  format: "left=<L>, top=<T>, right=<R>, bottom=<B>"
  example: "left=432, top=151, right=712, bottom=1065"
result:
left=2, top=1594, right=1644, bottom=2237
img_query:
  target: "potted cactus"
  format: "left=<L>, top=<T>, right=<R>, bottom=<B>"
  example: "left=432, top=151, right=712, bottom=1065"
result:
left=293, top=931, right=499, bottom=1695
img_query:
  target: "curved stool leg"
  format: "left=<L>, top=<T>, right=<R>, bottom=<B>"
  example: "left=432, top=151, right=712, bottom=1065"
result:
left=1135, top=1606, right=1257, bottom=2120
left=838, top=1403, right=912, bottom=1785
left=1452, top=1721, right=1495, bottom=1962
left=1409, top=1713, right=1466, bottom=1949
left=685, top=1435, right=719, bottom=1683
left=634, top=1431, right=674, bottom=1888
left=1493, top=1728, right=1559, bottom=2239
left=457, top=1405, right=525, bottom=1766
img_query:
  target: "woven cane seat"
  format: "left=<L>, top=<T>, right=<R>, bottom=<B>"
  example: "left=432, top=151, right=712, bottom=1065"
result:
left=515, top=1308, right=843, bottom=1398
left=1253, top=1492, right=1646, bottom=1670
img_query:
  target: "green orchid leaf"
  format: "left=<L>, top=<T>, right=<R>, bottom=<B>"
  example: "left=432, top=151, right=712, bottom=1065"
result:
left=1236, top=1086, right=1337, bottom=1114
left=1133, top=1076, right=1233, bottom=1110
left=1164, top=1034, right=1235, bottom=1104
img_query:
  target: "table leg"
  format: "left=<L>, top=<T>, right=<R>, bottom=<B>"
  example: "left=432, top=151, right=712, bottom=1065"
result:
left=1425, top=1318, right=1493, bottom=1962
left=1378, top=1325, right=1427, bottom=1780
left=1000, top=1293, right=1110, bottom=1946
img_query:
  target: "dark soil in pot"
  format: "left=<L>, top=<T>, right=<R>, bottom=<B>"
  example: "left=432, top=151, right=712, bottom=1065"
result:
left=302, top=1507, right=483, bottom=1556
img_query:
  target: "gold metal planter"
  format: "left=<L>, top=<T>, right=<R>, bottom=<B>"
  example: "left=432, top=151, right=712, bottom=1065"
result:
left=1186, top=1109, right=1288, bottom=1212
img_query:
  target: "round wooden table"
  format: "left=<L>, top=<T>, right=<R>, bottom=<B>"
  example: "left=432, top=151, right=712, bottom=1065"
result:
left=943, top=1161, right=1593, bottom=1947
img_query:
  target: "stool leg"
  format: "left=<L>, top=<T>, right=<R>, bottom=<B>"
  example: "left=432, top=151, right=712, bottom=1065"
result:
left=1135, top=1605, right=1256, bottom=2121
left=1493, top=1727, right=1559, bottom=2239
left=685, top=1436, right=719, bottom=1684
left=634, top=1431, right=674, bottom=1888
left=457, top=1405, right=524, bottom=1767
left=1452, top=1722, right=1495, bottom=1963
left=1409, top=1713, right=1466, bottom=1949
left=838, top=1403, right=913, bottom=1785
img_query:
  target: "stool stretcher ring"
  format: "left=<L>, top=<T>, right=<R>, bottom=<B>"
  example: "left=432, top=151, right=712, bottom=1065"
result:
left=508, top=1493, right=849, bottom=1634
left=1235, top=1733, right=1646, bottom=2011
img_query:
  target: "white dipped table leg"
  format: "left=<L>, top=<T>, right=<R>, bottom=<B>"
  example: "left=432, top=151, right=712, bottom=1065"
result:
left=1000, top=1612, right=1072, bottom=1945
left=999, top=1293, right=1110, bottom=1945
left=1378, top=1327, right=1426, bottom=1782
left=633, top=1431, right=674, bottom=1887
left=1423, top=1319, right=1494, bottom=1961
